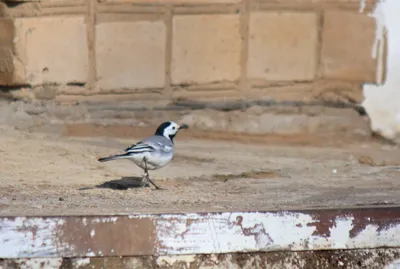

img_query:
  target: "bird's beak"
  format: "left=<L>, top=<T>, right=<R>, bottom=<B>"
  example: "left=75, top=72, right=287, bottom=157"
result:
left=179, top=124, right=189, bottom=130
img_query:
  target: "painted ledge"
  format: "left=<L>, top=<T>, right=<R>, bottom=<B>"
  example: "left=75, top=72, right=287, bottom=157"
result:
left=0, top=207, right=399, bottom=258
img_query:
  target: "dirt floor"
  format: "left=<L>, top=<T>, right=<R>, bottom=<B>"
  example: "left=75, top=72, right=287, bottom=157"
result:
left=0, top=100, right=399, bottom=216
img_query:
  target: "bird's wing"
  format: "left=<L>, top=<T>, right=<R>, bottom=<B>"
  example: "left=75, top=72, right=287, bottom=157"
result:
left=124, top=141, right=156, bottom=154
left=152, top=141, right=173, bottom=153
left=124, top=136, right=173, bottom=154
left=142, top=136, right=174, bottom=153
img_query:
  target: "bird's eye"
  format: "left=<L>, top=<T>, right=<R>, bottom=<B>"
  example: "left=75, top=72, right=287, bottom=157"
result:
left=172, top=127, right=176, bottom=130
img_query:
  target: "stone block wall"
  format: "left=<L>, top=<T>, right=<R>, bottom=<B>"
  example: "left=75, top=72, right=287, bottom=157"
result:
left=0, top=0, right=382, bottom=103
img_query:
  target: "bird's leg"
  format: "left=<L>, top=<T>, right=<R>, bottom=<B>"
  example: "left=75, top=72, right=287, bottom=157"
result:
left=142, top=158, right=163, bottom=190
left=147, top=178, right=163, bottom=190
left=140, top=157, right=150, bottom=188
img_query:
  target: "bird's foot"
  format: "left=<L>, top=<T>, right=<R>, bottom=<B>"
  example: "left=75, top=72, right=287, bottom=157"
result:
left=141, top=182, right=150, bottom=188
left=148, top=178, right=165, bottom=190
left=142, top=169, right=165, bottom=190
left=140, top=176, right=150, bottom=188
left=143, top=176, right=165, bottom=190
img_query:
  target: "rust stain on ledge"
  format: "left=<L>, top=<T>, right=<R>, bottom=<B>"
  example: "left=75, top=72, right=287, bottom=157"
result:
left=0, top=207, right=399, bottom=258
left=303, top=207, right=400, bottom=239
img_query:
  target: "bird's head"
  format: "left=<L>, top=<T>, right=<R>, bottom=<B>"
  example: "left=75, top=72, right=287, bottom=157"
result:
left=154, top=121, right=189, bottom=141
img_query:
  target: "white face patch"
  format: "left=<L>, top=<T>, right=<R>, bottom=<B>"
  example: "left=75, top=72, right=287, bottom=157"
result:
left=162, top=122, right=181, bottom=139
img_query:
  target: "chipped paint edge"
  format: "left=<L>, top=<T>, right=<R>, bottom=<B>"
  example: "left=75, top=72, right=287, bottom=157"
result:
left=361, top=0, right=400, bottom=142
left=0, top=207, right=399, bottom=258
left=154, top=210, right=400, bottom=255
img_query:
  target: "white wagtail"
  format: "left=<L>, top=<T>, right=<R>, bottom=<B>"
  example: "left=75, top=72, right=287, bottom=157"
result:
left=98, top=121, right=188, bottom=189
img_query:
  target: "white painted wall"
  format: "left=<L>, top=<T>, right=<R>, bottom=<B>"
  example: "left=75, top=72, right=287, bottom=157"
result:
left=362, top=0, right=400, bottom=143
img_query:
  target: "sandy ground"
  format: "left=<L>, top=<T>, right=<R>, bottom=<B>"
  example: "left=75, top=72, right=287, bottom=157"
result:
left=0, top=125, right=399, bottom=216
left=0, top=101, right=399, bottom=216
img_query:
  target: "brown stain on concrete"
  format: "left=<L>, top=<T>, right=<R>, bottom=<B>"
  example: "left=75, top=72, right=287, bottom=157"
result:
left=55, top=216, right=158, bottom=256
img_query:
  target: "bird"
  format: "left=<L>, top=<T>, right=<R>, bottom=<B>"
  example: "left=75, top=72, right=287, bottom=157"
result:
left=97, top=121, right=188, bottom=190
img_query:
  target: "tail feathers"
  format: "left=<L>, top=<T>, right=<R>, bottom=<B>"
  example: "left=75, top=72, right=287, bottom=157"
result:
left=98, top=153, right=131, bottom=163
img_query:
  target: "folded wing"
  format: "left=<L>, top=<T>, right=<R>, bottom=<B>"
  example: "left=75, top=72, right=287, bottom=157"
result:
left=125, top=142, right=155, bottom=154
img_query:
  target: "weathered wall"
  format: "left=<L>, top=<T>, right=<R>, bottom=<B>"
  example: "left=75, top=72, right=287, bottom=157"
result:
left=0, top=0, right=381, bottom=104
left=363, top=0, right=400, bottom=144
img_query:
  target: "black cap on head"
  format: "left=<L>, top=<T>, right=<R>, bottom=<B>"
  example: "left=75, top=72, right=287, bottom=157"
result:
left=154, top=122, right=172, bottom=136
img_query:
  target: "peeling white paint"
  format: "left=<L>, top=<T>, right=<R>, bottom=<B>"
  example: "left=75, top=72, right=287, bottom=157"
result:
left=0, top=212, right=399, bottom=258
left=156, top=212, right=281, bottom=254
left=156, top=255, right=196, bottom=268
left=0, top=216, right=124, bottom=258
left=86, top=252, right=96, bottom=257
left=72, top=258, right=91, bottom=268
left=359, top=0, right=366, bottom=13
left=92, top=217, right=118, bottom=223
left=155, top=212, right=400, bottom=255
left=322, top=217, right=354, bottom=249
left=128, top=214, right=154, bottom=219
left=0, top=217, right=67, bottom=258
left=362, top=0, right=400, bottom=142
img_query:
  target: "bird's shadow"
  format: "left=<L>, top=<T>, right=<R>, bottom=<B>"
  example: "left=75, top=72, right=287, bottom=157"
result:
left=79, top=176, right=146, bottom=191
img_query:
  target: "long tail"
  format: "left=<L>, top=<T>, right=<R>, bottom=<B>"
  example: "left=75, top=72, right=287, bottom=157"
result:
left=98, top=153, right=131, bottom=163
